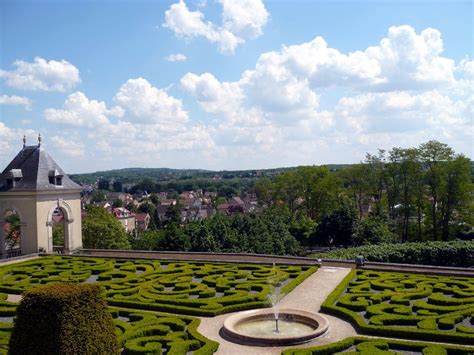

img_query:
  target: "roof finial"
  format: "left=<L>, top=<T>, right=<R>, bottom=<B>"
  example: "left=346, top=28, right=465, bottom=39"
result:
left=23, top=135, right=26, bottom=148
left=38, top=133, right=42, bottom=147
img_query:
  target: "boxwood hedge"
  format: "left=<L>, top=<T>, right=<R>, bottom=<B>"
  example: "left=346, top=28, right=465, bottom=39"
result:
left=0, top=303, right=218, bottom=354
left=311, top=240, right=474, bottom=267
left=8, top=283, right=117, bottom=354
left=282, top=336, right=474, bottom=354
left=321, top=269, right=474, bottom=344
left=0, top=256, right=316, bottom=317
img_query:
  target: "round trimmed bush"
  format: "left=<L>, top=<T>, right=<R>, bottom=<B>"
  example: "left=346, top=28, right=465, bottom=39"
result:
left=9, top=283, right=117, bottom=354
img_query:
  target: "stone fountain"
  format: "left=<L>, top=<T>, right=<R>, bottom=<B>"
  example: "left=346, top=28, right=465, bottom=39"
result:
left=221, top=263, right=329, bottom=346
left=222, top=308, right=329, bottom=346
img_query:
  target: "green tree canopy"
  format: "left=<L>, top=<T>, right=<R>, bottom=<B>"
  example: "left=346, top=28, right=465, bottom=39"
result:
left=82, top=206, right=130, bottom=250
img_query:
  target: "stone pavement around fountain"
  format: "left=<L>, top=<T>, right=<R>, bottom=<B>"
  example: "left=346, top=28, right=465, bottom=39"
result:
left=197, top=266, right=357, bottom=355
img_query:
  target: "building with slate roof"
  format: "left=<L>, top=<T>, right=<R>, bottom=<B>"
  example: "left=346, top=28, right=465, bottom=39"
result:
left=0, top=136, right=83, bottom=258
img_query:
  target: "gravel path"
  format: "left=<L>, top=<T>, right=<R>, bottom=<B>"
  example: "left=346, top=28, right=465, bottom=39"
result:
left=197, top=266, right=357, bottom=355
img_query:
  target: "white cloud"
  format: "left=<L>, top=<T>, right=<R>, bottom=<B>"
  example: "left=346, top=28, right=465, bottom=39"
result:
left=456, top=58, right=474, bottom=79
left=0, top=57, right=80, bottom=92
left=44, top=91, right=123, bottom=127
left=114, top=77, right=189, bottom=131
left=50, top=136, right=85, bottom=157
left=0, top=95, right=32, bottom=110
left=165, top=53, right=188, bottom=62
left=336, top=91, right=471, bottom=134
left=163, top=0, right=267, bottom=54
left=181, top=72, right=243, bottom=114
left=220, top=0, right=269, bottom=39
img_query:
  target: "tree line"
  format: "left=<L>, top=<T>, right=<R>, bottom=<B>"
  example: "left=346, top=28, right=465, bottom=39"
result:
left=255, top=140, right=472, bottom=245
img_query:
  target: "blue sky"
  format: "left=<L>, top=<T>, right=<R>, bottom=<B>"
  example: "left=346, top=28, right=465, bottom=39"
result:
left=1, top=0, right=472, bottom=173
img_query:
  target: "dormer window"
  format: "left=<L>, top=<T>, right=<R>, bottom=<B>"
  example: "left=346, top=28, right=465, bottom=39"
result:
left=6, top=169, right=22, bottom=188
left=49, top=169, right=63, bottom=186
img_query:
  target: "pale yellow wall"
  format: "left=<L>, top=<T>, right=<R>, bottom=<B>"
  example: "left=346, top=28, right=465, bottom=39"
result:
left=0, top=190, right=82, bottom=256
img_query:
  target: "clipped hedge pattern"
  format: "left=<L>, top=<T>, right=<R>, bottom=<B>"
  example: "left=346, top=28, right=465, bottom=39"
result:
left=321, top=270, right=474, bottom=344
left=0, top=305, right=218, bottom=354
left=282, top=336, right=474, bottom=354
left=0, top=256, right=316, bottom=316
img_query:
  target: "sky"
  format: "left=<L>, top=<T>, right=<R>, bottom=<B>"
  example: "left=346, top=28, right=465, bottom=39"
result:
left=0, top=0, right=472, bottom=173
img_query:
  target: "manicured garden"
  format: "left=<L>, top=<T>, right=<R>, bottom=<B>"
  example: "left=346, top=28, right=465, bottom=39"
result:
left=0, top=255, right=316, bottom=354
left=0, top=255, right=316, bottom=316
left=282, top=336, right=474, bottom=354
left=321, top=269, right=474, bottom=344
left=1, top=256, right=473, bottom=354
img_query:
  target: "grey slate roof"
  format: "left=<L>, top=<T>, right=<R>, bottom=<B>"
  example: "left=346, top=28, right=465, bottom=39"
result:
left=0, top=145, right=82, bottom=192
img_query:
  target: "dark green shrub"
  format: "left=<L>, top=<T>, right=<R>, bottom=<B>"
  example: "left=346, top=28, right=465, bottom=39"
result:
left=312, top=240, right=474, bottom=267
left=9, top=283, right=117, bottom=354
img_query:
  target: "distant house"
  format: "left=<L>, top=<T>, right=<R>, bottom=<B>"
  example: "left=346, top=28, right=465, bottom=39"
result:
left=95, top=201, right=112, bottom=212
left=217, top=203, right=232, bottom=214
left=229, top=196, right=244, bottom=206
left=159, top=199, right=176, bottom=206
left=112, top=207, right=136, bottom=233
left=107, top=192, right=134, bottom=205
left=181, top=205, right=215, bottom=222
left=156, top=205, right=171, bottom=224
left=135, top=212, right=150, bottom=231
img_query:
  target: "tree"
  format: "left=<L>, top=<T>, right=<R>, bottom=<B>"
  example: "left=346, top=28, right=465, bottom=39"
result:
left=131, top=230, right=163, bottom=250
left=164, top=203, right=182, bottom=225
left=82, top=206, right=130, bottom=249
left=387, top=147, right=422, bottom=242
left=289, top=212, right=316, bottom=250
left=159, top=224, right=190, bottom=251
left=90, top=190, right=106, bottom=203
left=419, top=140, right=454, bottom=240
left=112, top=181, right=123, bottom=192
left=439, top=155, right=472, bottom=241
left=5, top=213, right=21, bottom=249
left=112, top=198, right=123, bottom=208
left=352, top=215, right=395, bottom=246
left=149, top=193, right=160, bottom=205
left=52, top=223, right=64, bottom=246
left=97, top=179, right=110, bottom=191
left=338, top=163, right=371, bottom=220
left=315, top=202, right=357, bottom=247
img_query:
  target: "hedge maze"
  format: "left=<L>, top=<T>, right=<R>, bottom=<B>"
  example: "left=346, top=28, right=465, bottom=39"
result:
left=0, top=256, right=316, bottom=354
left=321, top=269, right=474, bottom=344
left=0, top=256, right=316, bottom=317
left=282, top=336, right=474, bottom=355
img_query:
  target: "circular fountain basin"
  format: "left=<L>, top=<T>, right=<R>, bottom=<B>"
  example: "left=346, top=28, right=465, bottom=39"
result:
left=222, top=308, right=329, bottom=346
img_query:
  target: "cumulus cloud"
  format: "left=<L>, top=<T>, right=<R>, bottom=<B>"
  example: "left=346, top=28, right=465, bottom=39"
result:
left=165, top=53, right=188, bottom=62
left=0, top=57, right=80, bottom=92
left=220, top=0, right=269, bottom=39
left=50, top=136, right=85, bottom=157
left=0, top=95, right=32, bottom=110
left=163, top=0, right=268, bottom=54
left=44, top=91, right=123, bottom=127
left=182, top=25, right=459, bottom=130
left=40, top=78, right=215, bottom=168
left=114, top=77, right=189, bottom=131
left=336, top=91, right=471, bottom=135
